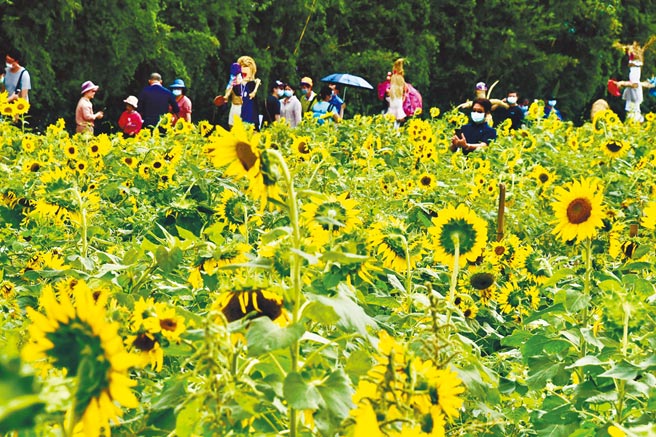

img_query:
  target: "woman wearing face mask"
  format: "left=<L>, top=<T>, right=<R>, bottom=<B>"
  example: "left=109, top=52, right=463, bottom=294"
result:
left=450, top=98, right=497, bottom=155
left=280, top=83, right=302, bottom=128
left=169, top=79, right=192, bottom=124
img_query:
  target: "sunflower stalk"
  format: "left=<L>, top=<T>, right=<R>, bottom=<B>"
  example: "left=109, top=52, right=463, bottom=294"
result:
left=580, top=238, right=593, bottom=360
left=445, top=234, right=460, bottom=335
left=265, top=149, right=302, bottom=437
left=72, top=186, right=89, bottom=260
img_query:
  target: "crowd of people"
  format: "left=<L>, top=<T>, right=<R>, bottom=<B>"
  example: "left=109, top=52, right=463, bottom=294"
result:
left=2, top=47, right=648, bottom=145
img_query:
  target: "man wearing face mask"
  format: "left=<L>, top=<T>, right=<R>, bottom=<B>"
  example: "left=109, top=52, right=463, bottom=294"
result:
left=263, top=80, right=284, bottom=127
left=450, top=98, right=497, bottom=155
left=169, top=79, right=191, bottom=124
left=496, top=90, right=524, bottom=130
left=544, top=96, right=562, bottom=120
left=300, top=77, right=317, bottom=114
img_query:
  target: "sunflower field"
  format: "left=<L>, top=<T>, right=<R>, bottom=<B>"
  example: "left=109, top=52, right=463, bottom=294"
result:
left=1, top=97, right=656, bottom=437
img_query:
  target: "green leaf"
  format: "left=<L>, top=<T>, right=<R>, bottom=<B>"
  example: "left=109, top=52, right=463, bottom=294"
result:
left=155, top=245, right=183, bottom=273
left=565, top=356, right=606, bottom=369
left=246, top=318, right=305, bottom=356
left=309, top=284, right=377, bottom=338
left=283, top=372, right=322, bottom=410
left=387, top=274, right=406, bottom=293
left=151, top=378, right=187, bottom=411
left=302, top=301, right=340, bottom=324
left=314, top=369, right=355, bottom=436
left=321, top=251, right=369, bottom=265
left=501, top=329, right=532, bottom=348
left=175, top=397, right=203, bottom=437
left=598, top=361, right=640, bottom=380
left=344, top=349, right=373, bottom=381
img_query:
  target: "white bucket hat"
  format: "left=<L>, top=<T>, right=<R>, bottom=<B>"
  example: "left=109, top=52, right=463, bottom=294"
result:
left=123, top=95, right=138, bottom=108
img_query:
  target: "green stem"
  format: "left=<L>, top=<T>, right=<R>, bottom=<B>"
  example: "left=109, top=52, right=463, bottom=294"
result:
left=445, top=234, right=460, bottom=333
left=580, top=238, right=593, bottom=359
left=73, top=187, right=89, bottom=259
left=266, top=149, right=301, bottom=437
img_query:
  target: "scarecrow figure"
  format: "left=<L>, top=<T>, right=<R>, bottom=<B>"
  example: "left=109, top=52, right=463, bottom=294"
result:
left=610, top=37, right=656, bottom=122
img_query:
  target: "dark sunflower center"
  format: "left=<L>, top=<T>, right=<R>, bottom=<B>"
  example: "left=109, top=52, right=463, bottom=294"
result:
left=420, top=176, right=432, bottom=186
left=160, top=318, right=177, bottom=331
left=494, top=245, right=506, bottom=256
left=606, top=141, right=621, bottom=153
left=236, top=141, right=257, bottom=171
left=297, top=141, right=310, bottom=154
left=30, top=163, right=40, bottom=172
left=67, top=147, right=75, bottom=155
left=125, top=157, right=133, bottom=165
left=470, top=272, right=495, bottom=290
left=566, top=198, right=592, bottom=224
left=91, top=145, right=99, bottom=153
left=538, top=173, right=549, bottom=183
left=133, top=333, right=157, bottom=351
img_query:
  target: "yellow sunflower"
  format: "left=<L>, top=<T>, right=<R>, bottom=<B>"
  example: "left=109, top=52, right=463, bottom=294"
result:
left=13, top=97, right=30, bottom=115
left=428, top=204, right=488, bottom=268
left=417, top=172, right=436, bottom=191
left=22, top=283, right=138, bottom=436
left=601, top=139, right=629, bottom=159
left=551, top=177, right=605, bottom=243
left=301, top=192, right=361, bottom=246
left=642, top=201, right=656, bottom=230
left=529, top=164, right=557, bottom=191
left=367, top=219, right=425, bottom=271
left=290, top=135, right=313, bottom=160
left=216, top=189, right=254, bottom=234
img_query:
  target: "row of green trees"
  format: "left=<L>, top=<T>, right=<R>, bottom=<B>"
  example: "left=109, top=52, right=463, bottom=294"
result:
left=1, top=0, right=655, bottom=129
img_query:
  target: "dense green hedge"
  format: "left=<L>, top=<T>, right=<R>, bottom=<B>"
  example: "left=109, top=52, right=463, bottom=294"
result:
left=1, top=0, right=656, bottom=129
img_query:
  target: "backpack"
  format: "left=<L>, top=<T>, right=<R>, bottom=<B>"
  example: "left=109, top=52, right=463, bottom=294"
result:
left=403, top=83, right=422, bottom=117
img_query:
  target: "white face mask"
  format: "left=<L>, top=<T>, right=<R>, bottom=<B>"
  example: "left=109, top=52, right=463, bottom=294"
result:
left=172, top=89, right=182, bottom=96
left=548, top=100, right=557, bottom=107
left=277, top=89, right=285, bottom=97
left=471, top=112, right=485, bottom=123
left=507, top=96, right=517, bottom=105
left=6, top=63, right=12, bottom=69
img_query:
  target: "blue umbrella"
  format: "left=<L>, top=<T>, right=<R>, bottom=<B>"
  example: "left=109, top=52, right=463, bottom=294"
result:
left=320, top=73, right=374, bottom=90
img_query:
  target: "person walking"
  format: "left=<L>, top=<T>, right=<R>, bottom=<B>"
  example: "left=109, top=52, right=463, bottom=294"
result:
left=118, top=95, right=143, bottom=137
left=3, top=48, right=31, bottom=103
left=137, top=72, right=179, bottom=128
left=169, top=78, right=191, bottom=124
left=75, top=81, right=104, bottom=134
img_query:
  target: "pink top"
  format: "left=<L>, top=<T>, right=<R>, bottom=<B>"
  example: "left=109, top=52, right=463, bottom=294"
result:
left=173, top=95, right=192, bottom=124
left=75, top=97, right=95, bottom=133
left=118, top=110, right=143, bottom=135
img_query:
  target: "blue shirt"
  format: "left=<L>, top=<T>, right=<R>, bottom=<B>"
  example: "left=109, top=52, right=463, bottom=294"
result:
left=138, top=84, right=179, bottom=127
left=329, top=94, right=344, bottom=115
left=461, top=121, right=497, bottom=155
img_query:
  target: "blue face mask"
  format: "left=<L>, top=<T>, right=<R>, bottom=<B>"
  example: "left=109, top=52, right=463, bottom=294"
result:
left=301, top=89, right=308, bottom=95
left=277, top=89, right=285, bottom=97
left=548, top=100, right=557, bottom=107
left=283, top=90, right=293, bottom=98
